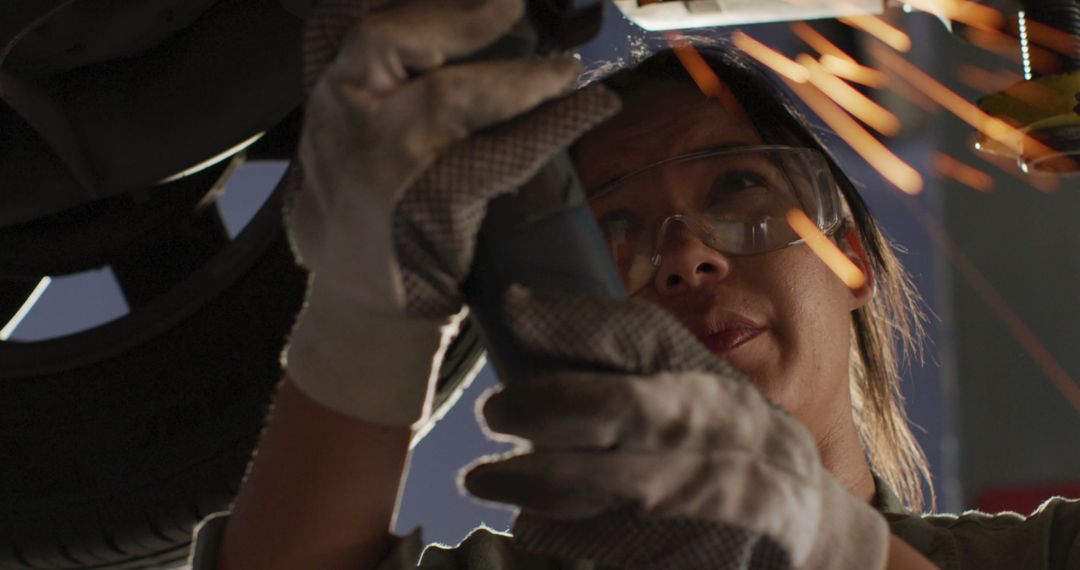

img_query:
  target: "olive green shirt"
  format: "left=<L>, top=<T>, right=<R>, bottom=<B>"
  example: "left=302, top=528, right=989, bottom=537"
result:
left=875, top=478, right=1080, bottom=569
left=407, top=479, right=1080, bottom=569
left=189, top=479, right=1080, bottom=569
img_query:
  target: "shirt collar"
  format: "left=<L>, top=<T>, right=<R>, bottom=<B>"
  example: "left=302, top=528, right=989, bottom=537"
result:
left=872, top=472, right=913, bottom=515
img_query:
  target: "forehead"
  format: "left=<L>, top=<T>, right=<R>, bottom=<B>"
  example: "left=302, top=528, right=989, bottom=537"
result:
left=572, top=79, right=766, bottom=191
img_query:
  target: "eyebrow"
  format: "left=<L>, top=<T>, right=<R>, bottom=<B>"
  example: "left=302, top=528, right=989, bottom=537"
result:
left=585, top=141, right=755, bottom=197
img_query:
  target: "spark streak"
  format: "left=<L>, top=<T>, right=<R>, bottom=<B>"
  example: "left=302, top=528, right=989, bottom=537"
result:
left=731, top=31, right=810, bottom=84
left=957, top=64, right=1022, bottom=94
left=790, top=22, right=855, bottom=62
left=839, top=14, right=912, bottom=52
left=786, top=208, right=867, bottom=290
left=783, top=75, right=924, bottom=194
left=821, top=54, right=889, bottom=88
left=871, top=45, right=1057, bottom=161
left=932, top=152, right=994, bottom=191
left=1021, top=18, right=1080, bottom=57
left=898, top=0, right=1005, bottom=31
left=965, top=27, right=1061, bottom=75
left=663, top=31, right=745, bottom=113
left=789, top=18, right=887, bottom=87
left=799, top=54, right=900, bottom=136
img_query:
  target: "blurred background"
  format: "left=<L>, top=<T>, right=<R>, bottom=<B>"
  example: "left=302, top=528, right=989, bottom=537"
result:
left=3, top=0, right=1080, bottom=566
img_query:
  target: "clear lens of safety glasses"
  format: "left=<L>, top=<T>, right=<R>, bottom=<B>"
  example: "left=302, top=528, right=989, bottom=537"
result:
left=587, top=146, right=844, bottom=293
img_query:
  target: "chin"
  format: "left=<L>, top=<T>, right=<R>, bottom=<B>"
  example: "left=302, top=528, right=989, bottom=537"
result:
left=715, top=340, right=789, bottom=403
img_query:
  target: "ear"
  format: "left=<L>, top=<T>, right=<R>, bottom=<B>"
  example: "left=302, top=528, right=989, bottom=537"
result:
left=839, top=223, right=874, bottom=310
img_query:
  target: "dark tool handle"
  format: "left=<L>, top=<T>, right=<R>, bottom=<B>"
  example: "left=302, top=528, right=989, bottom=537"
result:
left=464, top=154, right=626, bottom=381
left=461, top=1, right=626, bottom=383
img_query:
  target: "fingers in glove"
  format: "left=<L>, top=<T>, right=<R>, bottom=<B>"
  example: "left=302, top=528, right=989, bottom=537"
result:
left=503, top=285, right=730, bottom=376
left=463, top=450, right=822, bottom=532
left=301, top=56, right=580, bottom=216
left=387, top=57, right=582, bottom=158
left=339, top=0, right=528, bottom=93
left=482, top=370, right=813, bottom=459
left=482, top=372, right=637, bottom=449
left=464, top=451, right=625, bottom=518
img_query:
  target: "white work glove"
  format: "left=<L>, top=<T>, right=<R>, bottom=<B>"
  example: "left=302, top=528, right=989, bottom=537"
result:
left=283, top=0, right=620, bottom=427
left=464, top=287, right=890, bottom=569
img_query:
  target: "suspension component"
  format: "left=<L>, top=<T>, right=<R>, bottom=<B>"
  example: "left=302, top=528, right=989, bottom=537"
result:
left=976, top=0, right=1080, bottom=173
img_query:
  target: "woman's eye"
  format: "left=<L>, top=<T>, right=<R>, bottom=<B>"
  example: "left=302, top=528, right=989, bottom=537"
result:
left=705, top=171, right=783, bottom=222
left=714, top=171, right=769, bottom=195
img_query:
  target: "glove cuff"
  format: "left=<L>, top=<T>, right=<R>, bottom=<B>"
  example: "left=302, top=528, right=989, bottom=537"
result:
left=799, top=472, right=890, bottom=569
left=283, top=278, right=445, bottom=428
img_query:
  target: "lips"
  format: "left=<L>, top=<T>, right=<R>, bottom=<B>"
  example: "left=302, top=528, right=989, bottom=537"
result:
left=694, top=318, right=766, bottom=355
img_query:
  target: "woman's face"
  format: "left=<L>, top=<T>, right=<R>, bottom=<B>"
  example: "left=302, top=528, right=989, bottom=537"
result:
left=573, top=79, right=870, bottom=440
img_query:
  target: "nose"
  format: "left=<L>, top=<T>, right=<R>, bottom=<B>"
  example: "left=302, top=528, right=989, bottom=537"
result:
left=654, top=222, right=732, bottom=294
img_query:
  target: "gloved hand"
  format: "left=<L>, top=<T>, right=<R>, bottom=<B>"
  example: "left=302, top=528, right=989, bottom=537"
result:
left=463, top=286, right=890, bottom=569
left=282, top=0, right=620, bottom=427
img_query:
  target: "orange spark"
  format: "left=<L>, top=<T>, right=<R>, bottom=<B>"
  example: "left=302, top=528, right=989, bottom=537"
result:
left=799, top=54, right=900, bottom=136
left=731, top=31, right=810, bottom=84
left=783, top=76, right=924, bottom=194
left=957, top=64, right=1022, bottom=94
left=788, top=15, right=888, bottom=88
left=663, top=31, right=745, bottom=113
left=898, top=0, right=1005, bottom=31
left=932, top=152, right=994, bottom=191
left=790, top=22, right=855, bottom=63
left=965, top=27, right=1061, bottom=75
left=1019, top=18, right=1080, bottom=57
left=839, top=14, right=912, bottom=52
left=786, top=208, right=867, bottom=290
left=820, top=54, right=889, bottom=88
left=886, top=74, right=941, bottom=113
left=871, top=45, right=1058, bottom=161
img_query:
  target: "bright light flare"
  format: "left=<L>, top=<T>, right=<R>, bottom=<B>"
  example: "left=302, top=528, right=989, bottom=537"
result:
left=821, top=54, right=889, bottom=88
left=783, top=76, right=924, bottom=194
left=839, top=14, right=912, bottom=52
left=933, top=152, right=994, bottom=192
left=799, top=54, right=900, bottom=136
left=786, top=208, right=867, bottom=290
left=871, top=45, right=1058, bottom=161
left=731, top=31, right=810, bottom=84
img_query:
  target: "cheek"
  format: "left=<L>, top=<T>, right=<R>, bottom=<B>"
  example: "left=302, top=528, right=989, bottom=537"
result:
left=744, top=249, right=855, bottom=413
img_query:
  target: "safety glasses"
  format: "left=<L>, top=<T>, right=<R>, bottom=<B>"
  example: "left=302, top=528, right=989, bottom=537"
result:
left=587, top=145, right=844, bottom=294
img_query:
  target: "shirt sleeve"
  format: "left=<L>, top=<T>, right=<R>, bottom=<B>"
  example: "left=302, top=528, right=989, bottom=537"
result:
left=886, top=497, right=1080, bottom=570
